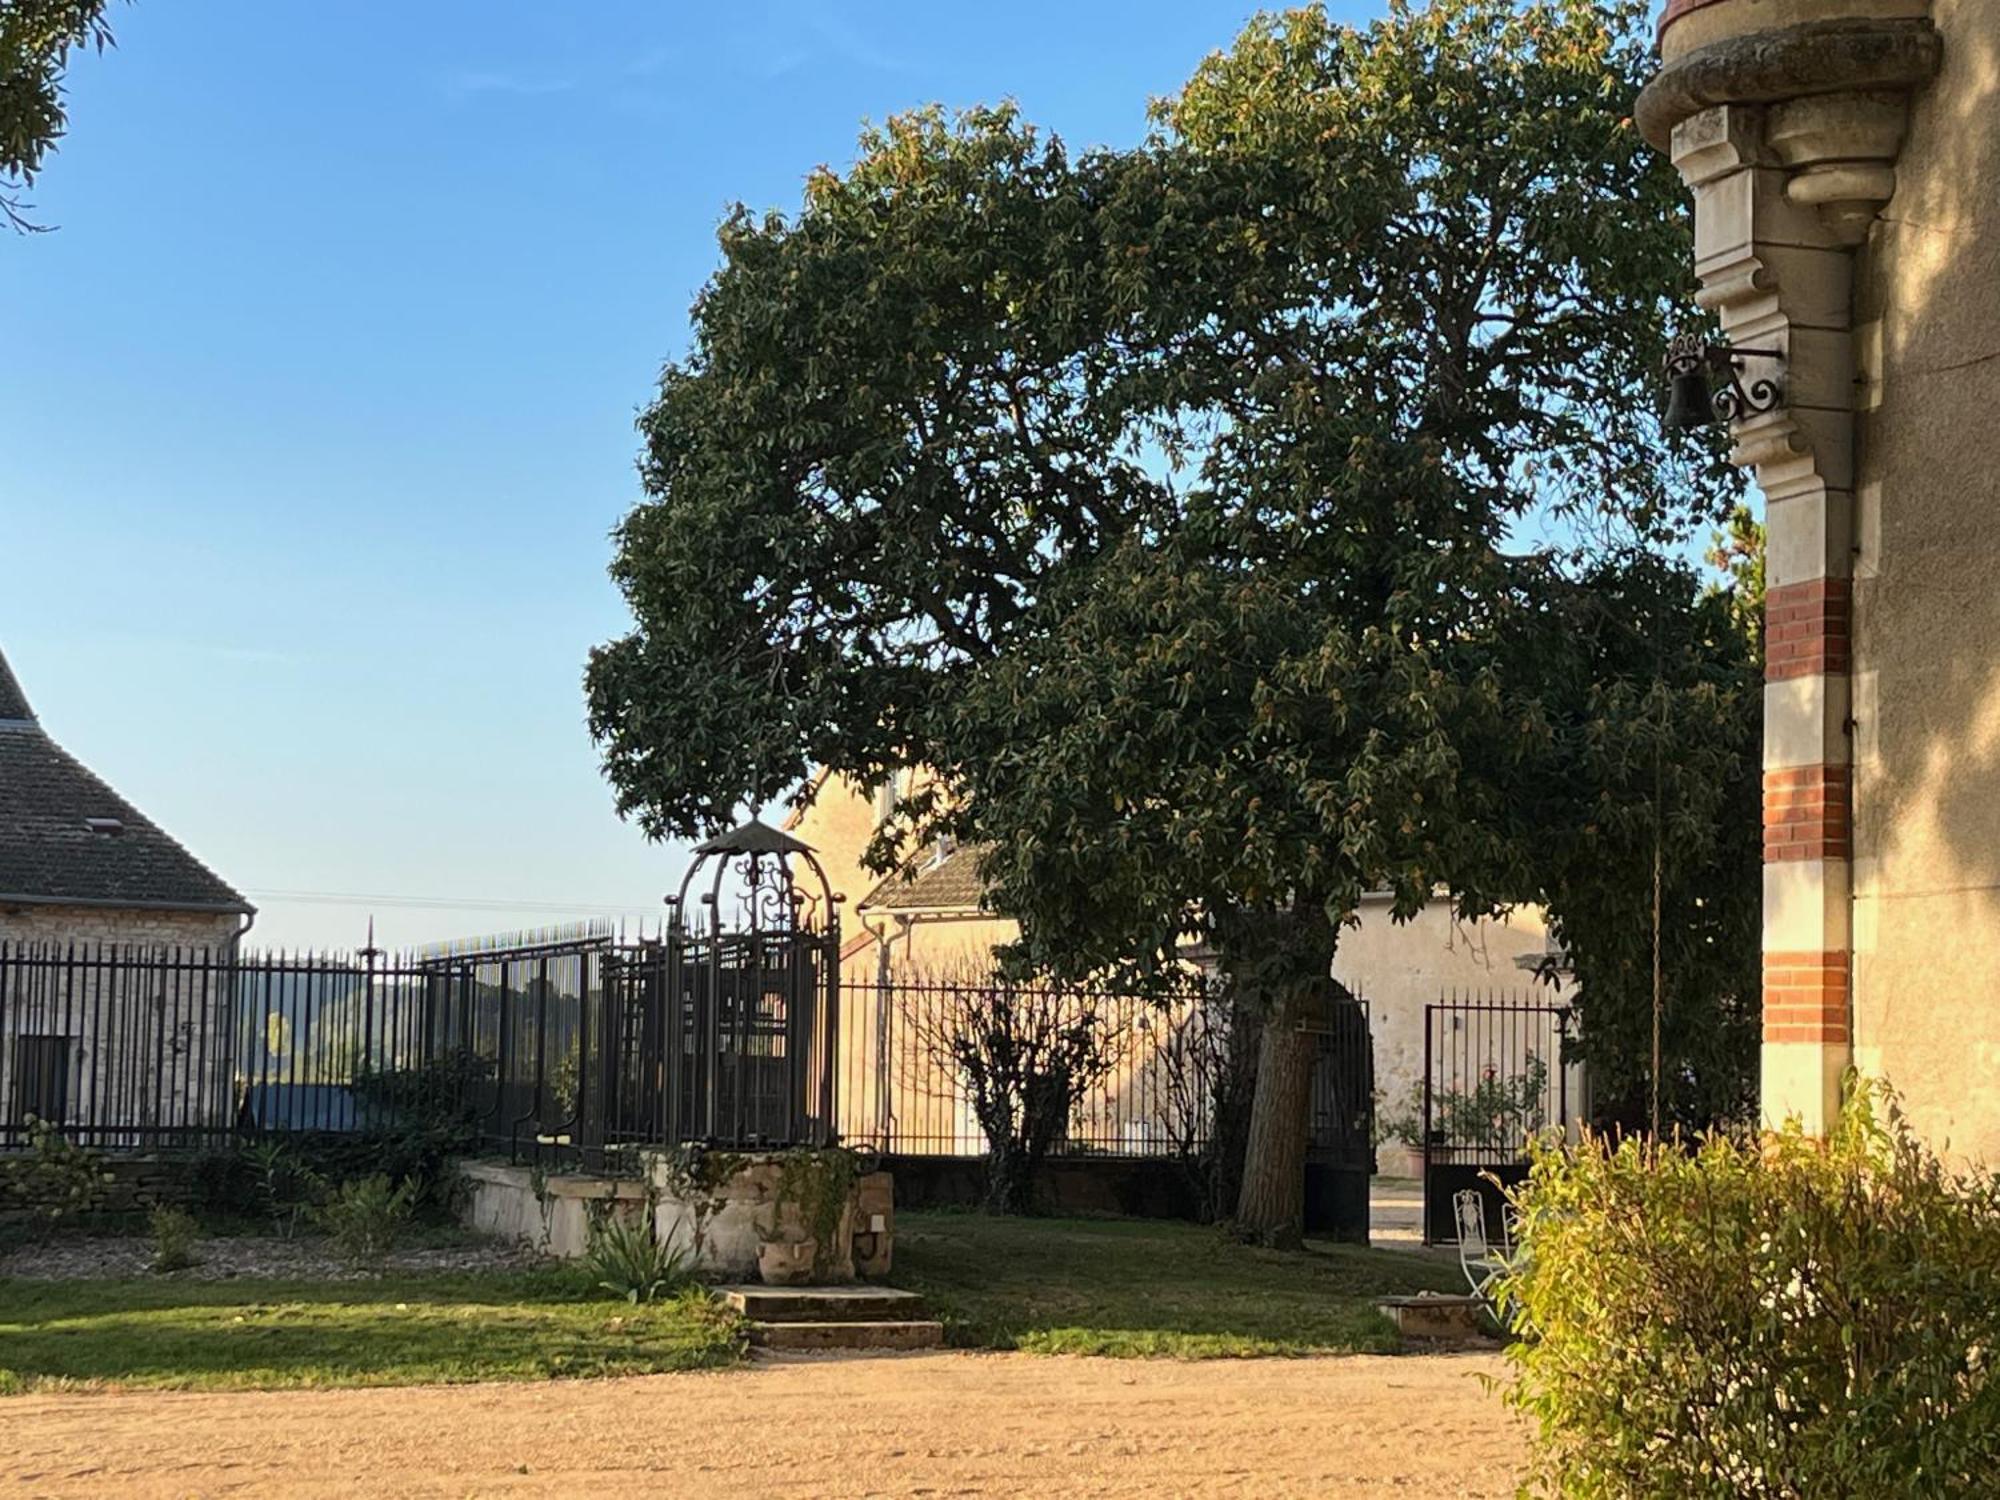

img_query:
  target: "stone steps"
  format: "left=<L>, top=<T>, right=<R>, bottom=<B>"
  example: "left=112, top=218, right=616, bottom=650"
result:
left=713, top=1284, right=943, bottom=1351
left=748, top=1319, right=945, bottom=1352
left=714, top=1284, right=928, bottom=1322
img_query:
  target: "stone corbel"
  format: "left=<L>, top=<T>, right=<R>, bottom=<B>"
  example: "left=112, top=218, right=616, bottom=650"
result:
left=1639, top=18, right=1940, bottom=490
left=1639, top=17, right=1940, bottom=244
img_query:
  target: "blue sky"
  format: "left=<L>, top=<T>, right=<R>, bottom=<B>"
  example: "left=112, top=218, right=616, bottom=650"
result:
left=4, top=1, right=1361, bottom=951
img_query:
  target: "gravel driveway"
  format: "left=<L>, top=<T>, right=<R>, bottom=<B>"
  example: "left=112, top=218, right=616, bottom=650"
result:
left=0, top=1349, right=1523, bottom=1497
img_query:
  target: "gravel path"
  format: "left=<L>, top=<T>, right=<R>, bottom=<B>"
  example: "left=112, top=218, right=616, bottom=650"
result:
left=0, top=1233, right=543, bottom=1282
left=0, top=1350, right=1524, bottom=1497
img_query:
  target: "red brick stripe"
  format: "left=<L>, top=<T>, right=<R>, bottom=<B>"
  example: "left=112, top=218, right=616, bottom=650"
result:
left=1763, top=765, right=1850, bottom=862
left=1763, top=951, right=1849, bottom=1043
left=1766, top=579, right=1851, bottom=682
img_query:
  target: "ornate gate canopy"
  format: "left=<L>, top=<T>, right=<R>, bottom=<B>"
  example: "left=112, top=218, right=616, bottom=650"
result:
left=608, top=817, right=843, bottom=1150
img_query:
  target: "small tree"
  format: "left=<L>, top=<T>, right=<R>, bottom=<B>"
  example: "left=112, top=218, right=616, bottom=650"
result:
left=1527, top=547, right=1763, bottom=1133
left=1158, top=984, right=1260, bottom=1223
left=901, top=973, right=1131, bottom=1214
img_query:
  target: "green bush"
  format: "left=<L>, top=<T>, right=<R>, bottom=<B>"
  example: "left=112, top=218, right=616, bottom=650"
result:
left=0, top=1117, right=115, bottom=1233
left=1498, top=1079, right=2000, bottom=1498
left=240, top=1138, right=327, bottom=1238
left=149, top=1205, right=200, bottom=1272
left=316, top=1173, right=419, bottom=1268
left=584, top=1208, right=691, bottom=1304
left=1434, top=1051, right=1548, bottom=1148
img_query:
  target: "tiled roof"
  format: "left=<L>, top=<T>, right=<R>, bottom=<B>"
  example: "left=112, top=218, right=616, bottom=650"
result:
left=0, top=651, right=31, bottom=722
left=858, top=845, right=989, bottom=914
left=0, top=647, right=251, bottom=914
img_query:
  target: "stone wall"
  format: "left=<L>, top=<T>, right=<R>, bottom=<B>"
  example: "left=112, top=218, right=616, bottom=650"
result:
left=0, top=1151, right=196, bottom=1217
left=0, top=906, right=242, bottom=1141
left=1330, top=898, right=1574, bottom=1135
left=0, top=905, right=242, bottom=950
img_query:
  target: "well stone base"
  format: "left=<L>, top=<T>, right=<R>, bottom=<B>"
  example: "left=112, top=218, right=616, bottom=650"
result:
left=456, top=1152, right=894, bottom=1284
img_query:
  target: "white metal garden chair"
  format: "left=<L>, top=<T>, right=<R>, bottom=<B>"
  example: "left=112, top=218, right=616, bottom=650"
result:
left=1453, top=1189, right=1509, bottom=1303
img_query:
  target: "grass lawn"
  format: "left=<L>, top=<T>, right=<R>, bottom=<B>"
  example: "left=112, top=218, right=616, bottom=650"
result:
left=892, top=1211, right=1464, bottom=1357
left=0, top=1268, right=745, bottom=1395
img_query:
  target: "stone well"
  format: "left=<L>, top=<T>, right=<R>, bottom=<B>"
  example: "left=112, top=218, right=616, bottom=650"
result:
left=457, top=1150, right=894, bottom=1283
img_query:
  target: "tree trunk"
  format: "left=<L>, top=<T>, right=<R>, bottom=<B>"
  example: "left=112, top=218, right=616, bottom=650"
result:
left=1223, top=904, right=1338, bottom=1248
left=1233, top=986, right=1316, bottom=1247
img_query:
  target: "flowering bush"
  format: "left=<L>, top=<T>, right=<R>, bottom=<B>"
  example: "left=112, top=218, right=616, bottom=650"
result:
left=1499, top=1079, right=2000, bottom=1497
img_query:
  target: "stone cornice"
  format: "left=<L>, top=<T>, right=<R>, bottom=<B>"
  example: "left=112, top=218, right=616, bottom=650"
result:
left=1637, top=18, right=1942, bottom=151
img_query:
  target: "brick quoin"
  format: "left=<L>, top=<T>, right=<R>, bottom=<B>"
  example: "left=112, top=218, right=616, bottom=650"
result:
left=1766, top=579, right=1851, bottom=682
left=1763, top=766, right=1851, bottom=860
left=1763, top=950, right=1849, bottom=1042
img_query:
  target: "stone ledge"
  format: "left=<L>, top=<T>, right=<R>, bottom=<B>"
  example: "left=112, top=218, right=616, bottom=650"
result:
left=457, top=1159, right=649, bottom=1202
left=1637, top=18, right=1943, bottom=152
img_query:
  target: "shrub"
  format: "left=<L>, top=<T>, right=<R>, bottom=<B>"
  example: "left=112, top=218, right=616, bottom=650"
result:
left=180, top=1145, right=259, bottom=1223
left=149, top=1205, right=200, bottom=1272
left=1498, top=1078, right=2000, bottom=1498
left=584, top=1208, right=691, bottom=1304
left=316, top=1173, right=418, bottom=1268
left=241, top=1138, right=326, bottom=1238
left=0, top=1117, right=115, bottom=1233
left=1434, top=1052, right=1548, bottom=1149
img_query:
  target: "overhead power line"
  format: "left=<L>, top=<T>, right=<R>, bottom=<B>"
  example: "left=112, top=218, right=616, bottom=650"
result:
left=244, top=887, right=661, bottom=916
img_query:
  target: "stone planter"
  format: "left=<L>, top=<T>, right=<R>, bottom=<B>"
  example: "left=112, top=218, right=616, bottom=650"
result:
left=1380, top=1143, right=1425, bottom=1180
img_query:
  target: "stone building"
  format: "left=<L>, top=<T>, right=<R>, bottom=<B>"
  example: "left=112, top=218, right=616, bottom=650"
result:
left=1638, top=0, right=1994, bottom=1151
left=0, top=646, right=251, bottom=1137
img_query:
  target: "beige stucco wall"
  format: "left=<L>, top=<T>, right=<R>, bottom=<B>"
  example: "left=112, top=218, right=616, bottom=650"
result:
left=791, top=771, right=1574, bottom=1151
left=1848, top=0, right=2000, bottom=1163
left=0, top=904, right=242, bottom=1139
left=1332, top=898, right=1572, bottom=1135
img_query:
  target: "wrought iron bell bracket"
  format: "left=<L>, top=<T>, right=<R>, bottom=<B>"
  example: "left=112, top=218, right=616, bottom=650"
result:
left=1663, top=333, right=1784, bottom=431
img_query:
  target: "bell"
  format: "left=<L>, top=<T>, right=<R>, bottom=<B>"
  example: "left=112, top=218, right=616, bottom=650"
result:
left=1663, top=366, right=1716, bottom=432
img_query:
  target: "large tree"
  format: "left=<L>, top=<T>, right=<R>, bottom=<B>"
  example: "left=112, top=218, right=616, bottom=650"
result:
left=1527, top=546, right=1763, bottom=1134
left=587, top=0, right=1736, bottom=1241
left=1, top=0, right=118, bottom=232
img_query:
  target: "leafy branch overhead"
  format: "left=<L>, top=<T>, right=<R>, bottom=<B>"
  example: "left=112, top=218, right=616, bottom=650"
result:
left=587, top=0, right=1731, bottom=862
left=0, top=0, right=119, bottom=232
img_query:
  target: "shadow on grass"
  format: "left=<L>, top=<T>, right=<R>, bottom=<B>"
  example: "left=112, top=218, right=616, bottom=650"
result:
left=0, top=1269, right=744, bottom=1393
left=891, top=1212, right=1465, bottom=1358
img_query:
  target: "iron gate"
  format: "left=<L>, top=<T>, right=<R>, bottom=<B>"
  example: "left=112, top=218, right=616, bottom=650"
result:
left=1421, top=995, right=1571, bottom=1244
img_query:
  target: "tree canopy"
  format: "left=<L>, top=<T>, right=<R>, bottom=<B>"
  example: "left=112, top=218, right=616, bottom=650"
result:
left=587, top=0, right=1748, bottom=1238
left=1, top=0, right=118, bottom=231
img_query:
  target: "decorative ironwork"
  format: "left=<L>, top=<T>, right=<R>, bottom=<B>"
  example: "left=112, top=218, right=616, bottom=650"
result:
left=1662, top=332, right=1783, bottom=431
left=1420, top=993, right=1572, bottom=1244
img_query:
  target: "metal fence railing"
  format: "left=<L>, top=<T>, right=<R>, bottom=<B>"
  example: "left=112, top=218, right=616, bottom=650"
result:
left=0, top=925, right=840, bottom=1165
left=834, top=975, right=1373, bottom=1164
left=0, top=942, right=237, bottom=1150
left=2, top=939, right=1375, bottom=1172
left=1419, top=991, right=1572, bottom=1244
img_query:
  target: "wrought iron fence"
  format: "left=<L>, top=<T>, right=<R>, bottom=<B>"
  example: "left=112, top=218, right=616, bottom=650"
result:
left=2, top=937, right=1371, bottom=1171
left=835, top=974, right=1373, bottom=1164
left=0, top=942, right=238, bottom=1149
left=1420, top=990, right=1572, bottom=1244
left=0, top=925, right=839, bottom=1165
